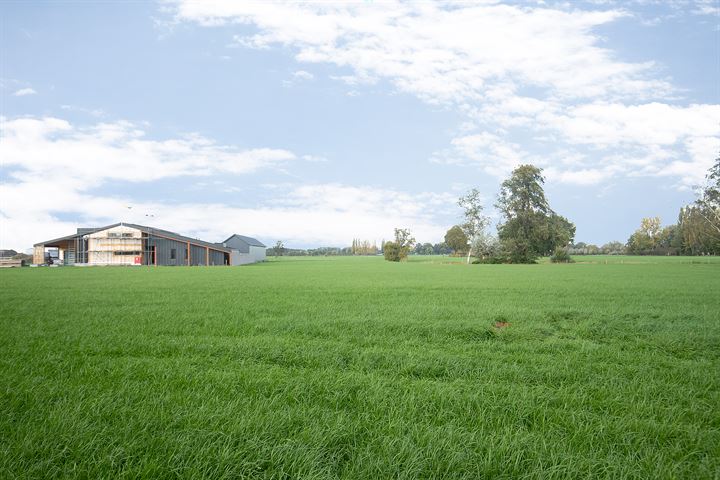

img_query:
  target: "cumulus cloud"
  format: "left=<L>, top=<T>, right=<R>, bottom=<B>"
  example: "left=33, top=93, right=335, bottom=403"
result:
left=432, top=132, right=530, bottom=178
left=0, top=116, right=454, bottom=250
left=171, top=1, right=671, bottom=103
left=0, top=116, right=296, bottom=186
left=168, top=0, right=719, bottom=189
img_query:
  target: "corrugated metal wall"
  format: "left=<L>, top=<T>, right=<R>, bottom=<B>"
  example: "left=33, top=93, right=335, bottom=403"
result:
left=190, top=244, right=207, bottom=266
left=140, top=236, right=227, bottom=266
left=153, top=238, right=189, bottom=266
left=209, top=249, right=225, bottom=265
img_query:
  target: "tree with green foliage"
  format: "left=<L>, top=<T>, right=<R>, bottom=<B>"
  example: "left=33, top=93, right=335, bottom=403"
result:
left=471, top=231, right=501, bottom=262
left=273, top=240, right=284, bottom=257
left=495, top=164, right=575, bottom=263
left=458, top=188, right=490, bottom=264
left=678, top=205, right=720, bottom=255
left=433, top=242, right=452, bottom=255
left=694, top=154, right=720, bottom=239
left=444, top=225, right=469, bottom=256
left=626, top=217, right=661, bottom=254
left=538, top=213, right=576, bottom=255
left=384, top=228, right=415, bottom=262
left=413, top=242, right=435, bottom=255
left=600, top=241, right=625, bottom=255
left=550, top=247, right=573, bottom=263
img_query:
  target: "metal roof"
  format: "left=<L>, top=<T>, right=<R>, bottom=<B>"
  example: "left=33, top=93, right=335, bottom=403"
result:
left=34, top=225, right=111, bottom=247
left=223, top=234, right=266, bottom=248
left=35, top=223, right=230, bottom=252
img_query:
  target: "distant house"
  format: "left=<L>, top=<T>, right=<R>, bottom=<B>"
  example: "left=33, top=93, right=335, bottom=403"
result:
left=0, top=249, right=18, bottom=259
left=33, top=223, right=266, bottom=266
left=220, top=234, right=267, bottom=265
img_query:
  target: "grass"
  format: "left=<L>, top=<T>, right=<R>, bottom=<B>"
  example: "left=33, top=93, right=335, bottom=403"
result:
left=1, top=256, right=719, bottom=479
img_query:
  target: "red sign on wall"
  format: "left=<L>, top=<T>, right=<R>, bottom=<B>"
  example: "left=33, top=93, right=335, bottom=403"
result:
left=134, top=256, right=142, bottom=265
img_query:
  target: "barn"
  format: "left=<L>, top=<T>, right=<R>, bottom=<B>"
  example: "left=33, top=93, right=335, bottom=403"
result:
left=220, top=234, right=267, bottom=265
left=33, top=223, right=265, bottom=266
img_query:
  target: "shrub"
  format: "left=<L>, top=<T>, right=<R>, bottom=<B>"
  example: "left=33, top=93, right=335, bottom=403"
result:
left=550, top=247, right=574, bottom=263
left=383, top=242, right=402, bottom=262
left=472, top=255, right=506, bottom=264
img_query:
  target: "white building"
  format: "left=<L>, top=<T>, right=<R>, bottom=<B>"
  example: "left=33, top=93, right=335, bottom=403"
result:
left=221, top=234, right=267, bottom=265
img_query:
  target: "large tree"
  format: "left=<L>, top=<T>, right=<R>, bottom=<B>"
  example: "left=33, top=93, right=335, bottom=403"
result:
left=495, top=164, right=575, bottom=263
left=444, top=225, right=469, bottom=255
left=538, top=213, right=576, bottom=256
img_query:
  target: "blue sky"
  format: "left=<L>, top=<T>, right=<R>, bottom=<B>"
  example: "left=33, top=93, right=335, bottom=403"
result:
left=1, top=0, right=718, bottom=251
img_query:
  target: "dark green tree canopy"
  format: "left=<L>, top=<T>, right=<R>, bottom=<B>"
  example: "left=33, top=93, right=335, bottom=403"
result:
left=495, top=164, right=575, bottom=263
left=496, top=164, right=550, bottom=219
left=444, top=225, right=469, bottom=254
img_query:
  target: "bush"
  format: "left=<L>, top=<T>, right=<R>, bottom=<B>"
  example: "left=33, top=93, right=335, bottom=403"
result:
left=550, top=247, right=574, bottom=263
left=472, top=255, right=507, bottom=264
left=383, top=242, right=402, bottom=262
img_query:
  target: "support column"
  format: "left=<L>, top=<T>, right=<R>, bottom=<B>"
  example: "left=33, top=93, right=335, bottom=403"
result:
left=206, top=247, right=209, bottom=266
left=187, top=241, right=191, bottom=266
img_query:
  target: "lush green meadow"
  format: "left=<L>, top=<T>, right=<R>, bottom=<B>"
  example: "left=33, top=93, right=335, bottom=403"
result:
left=1, top=256, right=719, bottom=479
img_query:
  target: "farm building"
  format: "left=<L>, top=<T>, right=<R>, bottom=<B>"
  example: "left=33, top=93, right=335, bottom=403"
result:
left=33, top=223, right=266, bottom=266
left=220, top=234, right=267, bottom=265
left=0, top=249, right=18, bottom=258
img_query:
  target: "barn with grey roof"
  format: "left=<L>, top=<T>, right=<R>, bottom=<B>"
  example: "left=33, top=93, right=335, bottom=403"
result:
left=219, top=234, right=267, bottom=265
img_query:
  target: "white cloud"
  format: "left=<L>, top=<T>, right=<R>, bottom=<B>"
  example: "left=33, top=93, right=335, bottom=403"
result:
left=545, top=166, right=622, bottom=186
left=433, top=132, right=530, bottom=177
left=13, top=87, right=37, bottom=96
left=292, top=70, right=314, bottom=81
left=0, top=116, right=296, bottom=186
left=171, top=1, right=672, bottom=103
left=0, top=181, right=453, bottom=251
left=169, top=0, right=718, bottom=190
left=459, top=99, right=720, bottom=186
left=0, top=116, right=454, bottom=250
left=547, top=102, right=720, bottom=147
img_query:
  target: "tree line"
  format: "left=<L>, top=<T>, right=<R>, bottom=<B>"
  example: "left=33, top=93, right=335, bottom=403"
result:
left=271, top=156, right=719, bottom=261
left=386, top=155, right=719, bottom=263
left=624, top=159, right=719, bottom=255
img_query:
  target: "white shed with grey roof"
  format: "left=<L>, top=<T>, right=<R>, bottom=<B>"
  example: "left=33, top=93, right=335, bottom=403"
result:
left=221, top=234, right=267, bottom=265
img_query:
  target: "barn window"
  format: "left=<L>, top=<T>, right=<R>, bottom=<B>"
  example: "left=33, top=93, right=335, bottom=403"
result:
left=170, top=248, right=177, bottom=260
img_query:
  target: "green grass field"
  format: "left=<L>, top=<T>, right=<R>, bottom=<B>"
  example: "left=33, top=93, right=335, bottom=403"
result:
left=1, top=256, right=719, bottom=479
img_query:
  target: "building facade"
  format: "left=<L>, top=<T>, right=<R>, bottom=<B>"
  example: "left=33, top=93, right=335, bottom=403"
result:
left=220, top=234, right=267, bottom=265
left=33, top=223, right=265, bottom=266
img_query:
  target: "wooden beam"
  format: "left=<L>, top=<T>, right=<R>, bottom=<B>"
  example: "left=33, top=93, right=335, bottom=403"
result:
left=206, top=247, right=209, bottom=266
